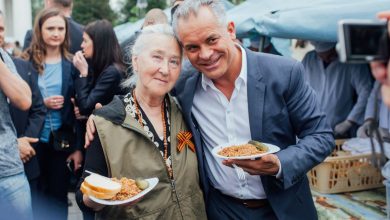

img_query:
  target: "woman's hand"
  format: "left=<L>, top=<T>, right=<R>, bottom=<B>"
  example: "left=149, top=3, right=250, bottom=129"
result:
left=44, top=95, right=64, bottom=110
left=73, top=51, right=89, bottom=77
left=83, top=194, right=105, bottom=211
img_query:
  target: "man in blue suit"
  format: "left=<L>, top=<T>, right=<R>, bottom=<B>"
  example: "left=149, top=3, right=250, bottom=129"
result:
left=171, top=0, right=334, bottom=219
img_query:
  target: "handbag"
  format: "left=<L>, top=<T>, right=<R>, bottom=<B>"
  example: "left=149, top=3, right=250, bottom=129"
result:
left=50, top=125, right=75, bottom=152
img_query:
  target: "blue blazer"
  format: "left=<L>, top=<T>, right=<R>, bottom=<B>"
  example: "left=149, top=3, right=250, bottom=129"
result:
left=173, top=48, right=335, bottom=220
left=29, top=57, right=79, bottom=150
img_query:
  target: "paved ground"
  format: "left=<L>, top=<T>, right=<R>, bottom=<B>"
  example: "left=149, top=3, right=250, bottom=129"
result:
left=68, top=192, right=83, bottom=220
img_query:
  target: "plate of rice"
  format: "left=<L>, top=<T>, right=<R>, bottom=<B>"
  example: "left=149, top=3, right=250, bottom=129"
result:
left=85, top=176, right=159, bottom=206
left=212, top=141, right=280, bottom=160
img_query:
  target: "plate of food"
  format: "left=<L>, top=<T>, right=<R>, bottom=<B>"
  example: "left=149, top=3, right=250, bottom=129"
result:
left=212, top=140, right=280, bottom=160
left=81, top=173, right=159, bottom=206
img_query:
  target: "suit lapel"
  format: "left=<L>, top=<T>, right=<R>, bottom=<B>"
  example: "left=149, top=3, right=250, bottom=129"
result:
left=61, top=58, right=70, bottom=97
left=179, top=73, right=201, bottom=119
left=245, top=49, right=266, bottom=141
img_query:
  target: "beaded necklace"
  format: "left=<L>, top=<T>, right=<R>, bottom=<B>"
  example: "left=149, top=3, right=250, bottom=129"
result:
left=132, top=90, right=173, bottom=179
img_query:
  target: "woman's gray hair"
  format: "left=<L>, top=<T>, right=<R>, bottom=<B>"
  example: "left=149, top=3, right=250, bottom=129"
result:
left=121, top=24, right=180, bottom=89
left=171, top=0, right=226, bottom=39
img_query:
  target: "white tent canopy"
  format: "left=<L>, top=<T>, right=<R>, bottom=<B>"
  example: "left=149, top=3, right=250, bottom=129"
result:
left=227, top=0, right=390, bottom=42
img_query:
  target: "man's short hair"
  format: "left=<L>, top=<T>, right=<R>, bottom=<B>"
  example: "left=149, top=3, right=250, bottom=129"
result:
left=172, top=0, right=226, bottom=38
left=52, top=0, right=72, bottom=8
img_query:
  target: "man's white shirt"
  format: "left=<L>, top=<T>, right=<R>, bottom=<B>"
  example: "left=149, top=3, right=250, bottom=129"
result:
left=192, top=45, right=281, bottom=199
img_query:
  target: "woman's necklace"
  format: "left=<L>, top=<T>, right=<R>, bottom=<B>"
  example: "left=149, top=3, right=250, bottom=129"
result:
left=132, top=90, right=173, bottom=179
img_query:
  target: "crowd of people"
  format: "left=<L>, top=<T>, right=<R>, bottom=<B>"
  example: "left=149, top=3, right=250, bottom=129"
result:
left=0, top=0, right=389, bottom=219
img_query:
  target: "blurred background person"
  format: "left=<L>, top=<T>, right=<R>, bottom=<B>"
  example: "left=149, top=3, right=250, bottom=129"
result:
left=302, top=41, right=374, bottom=138
left=13, top=41, right=22, bottom=57
left=357, top=81, right=390, bottom=141
left=73, top=19, right=125, bottom=117
left=21, top=8, right=81, bottom=220
left=23, top=0, right=83, bottom=54
left=371, top=11, right=390, bottom=108
left=170, top=0, right=184, bottom=21
left=247, top=36, right=282, bottom=55
left=120, top=8, right=168, bottom=76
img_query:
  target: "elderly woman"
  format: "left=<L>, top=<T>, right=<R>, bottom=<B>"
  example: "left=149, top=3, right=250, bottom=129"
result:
left=75, top=24, right=206, bottom=219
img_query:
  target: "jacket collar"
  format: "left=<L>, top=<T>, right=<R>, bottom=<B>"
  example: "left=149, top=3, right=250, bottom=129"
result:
left=245, top=48, right=265, bottom=140
left=94, top=95, right=126, bottom=125
left=178, top=72, right=202, bottom=119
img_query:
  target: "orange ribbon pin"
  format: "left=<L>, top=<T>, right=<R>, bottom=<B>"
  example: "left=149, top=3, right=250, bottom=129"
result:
left=177, top=131, right=195, bottom=152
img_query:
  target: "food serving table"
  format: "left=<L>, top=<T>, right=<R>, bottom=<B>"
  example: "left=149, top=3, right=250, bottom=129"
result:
left=312, top=188, right=386, bottom=219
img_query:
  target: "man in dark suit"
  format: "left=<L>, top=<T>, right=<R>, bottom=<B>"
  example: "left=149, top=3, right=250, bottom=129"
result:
left=171, top=1, right=334, bottom=219
left=9, top=58, right=46, bottom=218
left=23, top=0, right=83, bottom=54
left=10, top=58, right=46, bottom=182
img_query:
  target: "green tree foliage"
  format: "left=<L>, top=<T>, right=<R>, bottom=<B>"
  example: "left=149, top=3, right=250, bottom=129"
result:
left=31, top=0, right=44, bottom=25
left=73, top=0, right=116, bottom=25
left=119, top=0, right=167, bottom=24
left=228, top=0, right=245, bottom=4
left=120, top=1, right=137, bottom=23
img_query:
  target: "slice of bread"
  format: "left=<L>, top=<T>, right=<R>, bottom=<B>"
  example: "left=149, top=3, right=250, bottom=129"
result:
left=84, top=174, right=122, bottom=195
left=81, top=182, right=119, bottom=199
left=81, top=182, right=118, bottom=200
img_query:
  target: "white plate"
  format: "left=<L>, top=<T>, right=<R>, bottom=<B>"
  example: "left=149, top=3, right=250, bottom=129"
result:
left=89, top=177, right=159, bottom=206
left=212, top=142, right=280, bottom=160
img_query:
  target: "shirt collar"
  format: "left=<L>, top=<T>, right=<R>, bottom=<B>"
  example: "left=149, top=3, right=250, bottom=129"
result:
left=201, top=44, right=247, bottom=91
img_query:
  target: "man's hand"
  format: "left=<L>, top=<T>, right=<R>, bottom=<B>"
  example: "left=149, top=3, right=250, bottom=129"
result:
left=334, top=120, right=354, bottom=138
left=357, top=119, right=374, bottom=138
left=67, top=150, right=83, bottom=172
left=18, top=137, right=38, bottom=163
left=84, top=103, right=102, bottom=148
left=222, top=154, right=280, bottom=176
